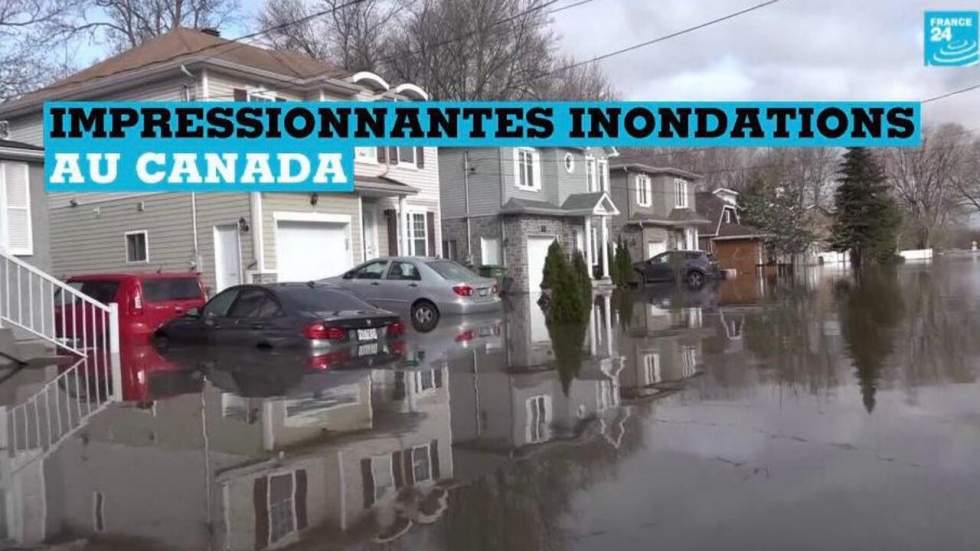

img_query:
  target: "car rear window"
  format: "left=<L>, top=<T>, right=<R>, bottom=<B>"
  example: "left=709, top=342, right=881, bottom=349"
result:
left=61, top=281, right=120, bottom=304
left=277, top=287, right=374, bottom=312
left=142, top=278, right=202, bottom=302
left=428, top=261, right=476, bottom=281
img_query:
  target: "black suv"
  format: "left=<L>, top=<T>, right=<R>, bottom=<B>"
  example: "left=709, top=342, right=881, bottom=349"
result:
left=634, top=250, right=722, bottom=287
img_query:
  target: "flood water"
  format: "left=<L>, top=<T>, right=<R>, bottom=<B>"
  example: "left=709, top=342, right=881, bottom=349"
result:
left=3, top=259, right=980, bottom=550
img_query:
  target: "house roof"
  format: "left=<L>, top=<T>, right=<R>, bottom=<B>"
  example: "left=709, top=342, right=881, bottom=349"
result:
left=0, top=139, right=42, bottom=151
left=609, top=163, right=701, bottom=180
left=355, top=174, right=418, bottom=196
left=667, top=208, right=710, bottom=224
left=500, top=192, right=619, bottom=217
left=0, top=138, right=44, bottom=160
left=0, top=27, right=362, bottom=117
left=694, top=191, right=765, bottom=239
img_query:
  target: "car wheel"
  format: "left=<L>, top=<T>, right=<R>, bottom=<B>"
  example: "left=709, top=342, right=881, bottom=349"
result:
left=411, top=300, right=440, bottom=332
left=685, top=270, right=705, bottom=288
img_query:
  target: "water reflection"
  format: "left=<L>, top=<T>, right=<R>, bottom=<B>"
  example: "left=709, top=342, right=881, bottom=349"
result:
left=2, top=260, right=980, bottom=550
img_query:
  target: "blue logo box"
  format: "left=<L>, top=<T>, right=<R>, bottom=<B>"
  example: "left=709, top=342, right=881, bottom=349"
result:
left=925, top=11, right=979, bottom=66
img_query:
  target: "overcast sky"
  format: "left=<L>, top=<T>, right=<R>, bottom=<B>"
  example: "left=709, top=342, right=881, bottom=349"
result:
left=550, top=0, right=980, bottom=129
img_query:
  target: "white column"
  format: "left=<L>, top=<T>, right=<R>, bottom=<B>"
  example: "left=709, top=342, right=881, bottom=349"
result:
left=600, top=215, right=610, bottom=280
left=584, top=216, right=595, bottom=280
left=603, top=293, right=613, bottom=357
left=398, top=196, right=408, bottom=255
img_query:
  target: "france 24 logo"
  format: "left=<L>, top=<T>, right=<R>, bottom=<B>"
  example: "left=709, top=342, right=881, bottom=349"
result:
left=925, top=11, right=978, bottom=66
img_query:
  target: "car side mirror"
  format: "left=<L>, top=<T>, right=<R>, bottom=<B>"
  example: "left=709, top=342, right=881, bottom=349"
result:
left=342, top=271, right=355, bottom=280
left=185, top=307, right=201, bottom=318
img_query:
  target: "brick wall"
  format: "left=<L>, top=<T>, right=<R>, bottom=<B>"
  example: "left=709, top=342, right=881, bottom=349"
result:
left=502, top=214, right=579, bottom=293
left=441, top=215, right=502, bottom=265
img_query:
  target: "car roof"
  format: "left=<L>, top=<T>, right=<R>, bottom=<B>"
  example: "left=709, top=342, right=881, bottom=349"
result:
left=67, top=272, right=202, bottom=281
left=361, top=256, right=445, bottom=263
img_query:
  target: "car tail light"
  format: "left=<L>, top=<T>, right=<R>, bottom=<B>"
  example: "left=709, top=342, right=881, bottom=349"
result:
left=453, top=284, right=474, bottom=297
left=455, top=329, right=475, bottom=342
left=308, top=349, right=350, bottom=370
left=303, top=323, right=347, bottom=341
left=491, top=283, right=499, bottom=295
left=387, top=321, right=406, bottom=337
left=129, top=287, right=144, bottom=316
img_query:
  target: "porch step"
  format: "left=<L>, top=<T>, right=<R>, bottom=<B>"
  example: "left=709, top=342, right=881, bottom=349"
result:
left=0, top=327, right=61, bottom=367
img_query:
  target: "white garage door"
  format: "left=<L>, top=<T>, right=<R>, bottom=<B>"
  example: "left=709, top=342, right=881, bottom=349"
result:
left=526, top=236, right=555, bottom=293
left=277, top=220, right=350, bottom=282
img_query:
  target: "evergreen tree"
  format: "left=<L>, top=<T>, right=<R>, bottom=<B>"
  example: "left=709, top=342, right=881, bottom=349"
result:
left=612, top=239, right=633, bottom=287
left=571, top=249, right=593, bottom=303
left=830, top=148, right=902, bottom=268
left=740, top=175, right=814, bottom=258
left=541, top=240, right=588, bottom=323
left=540, top=240, right=563, bottom=291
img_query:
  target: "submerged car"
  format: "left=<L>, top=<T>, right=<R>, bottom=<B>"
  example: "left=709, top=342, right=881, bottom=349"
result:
left=323, top=257, right=501, bottom=332
left=634, top=250, right=722, bottom=288
left=154, top=282, right=405, bottom=349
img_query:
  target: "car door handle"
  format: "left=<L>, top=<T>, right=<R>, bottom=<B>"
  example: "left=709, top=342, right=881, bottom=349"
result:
left=250, top=323, right=265, bottom=330
left=370, top=282, right=380, bottom=286
left=408, top=283, right=419, bottom=288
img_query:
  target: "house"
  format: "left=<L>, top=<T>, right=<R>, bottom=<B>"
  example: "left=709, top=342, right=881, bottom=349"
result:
left=0, top=27, right=440, bottom=295
left=438, top=147, right=620, bottom=293
left=694, top=188, right=766, bottom=274
left=608, top=163, right=708, bottom=261
left=0, top=139, right=54, bottom=362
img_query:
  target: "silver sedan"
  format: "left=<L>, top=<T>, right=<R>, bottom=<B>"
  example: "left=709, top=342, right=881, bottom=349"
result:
left=323, top=257, right=502, bottom=331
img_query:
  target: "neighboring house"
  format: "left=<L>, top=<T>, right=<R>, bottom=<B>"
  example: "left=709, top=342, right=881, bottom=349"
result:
left=0, top=139, right=53, bottom=358
left=439, top=147, right=620, bottom=293
left=0, top=27, right=440, bottom=295
left=608, top=163, right=708, bottom=262
left=694, top=188, right=766, bottom=274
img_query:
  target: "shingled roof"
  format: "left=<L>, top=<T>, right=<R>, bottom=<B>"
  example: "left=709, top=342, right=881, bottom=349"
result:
left=694, top=191, right=765, bottom=239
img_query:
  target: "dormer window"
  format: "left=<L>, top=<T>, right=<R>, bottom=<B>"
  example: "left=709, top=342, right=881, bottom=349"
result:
left=636, top=175, right=652, bottom=207
left=724, top=209, right=734, bottom=224
left=674, top=178, right=689, bottom=208
left=514, top=147, right=541, bottom=191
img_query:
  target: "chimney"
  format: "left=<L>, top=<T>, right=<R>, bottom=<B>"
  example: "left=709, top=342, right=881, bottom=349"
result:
left=200, top=27, right=221, bottom=37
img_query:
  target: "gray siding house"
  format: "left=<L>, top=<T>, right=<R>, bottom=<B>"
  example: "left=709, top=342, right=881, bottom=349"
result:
left=439, top=147, right=620, bottom=293
left=0, top=28, right=441, bottom=296
left=608, top=163, right=707, bottom=263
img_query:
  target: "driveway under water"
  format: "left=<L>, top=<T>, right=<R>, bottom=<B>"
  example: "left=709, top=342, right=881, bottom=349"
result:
left=2, top=259, right=979, bottom=551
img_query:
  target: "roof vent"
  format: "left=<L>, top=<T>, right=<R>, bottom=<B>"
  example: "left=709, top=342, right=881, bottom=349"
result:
left=199, top=27, right=221, bottom=37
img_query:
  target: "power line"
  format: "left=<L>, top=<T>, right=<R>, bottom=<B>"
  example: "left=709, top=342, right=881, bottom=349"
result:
left=525, top=0, right=782, bottom=82
left=922, top=81, right=980, bottom=104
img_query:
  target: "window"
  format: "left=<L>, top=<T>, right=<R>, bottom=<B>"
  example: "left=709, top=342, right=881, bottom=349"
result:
left=636, top=175, right=652, bottom=207
left=376, top=146, right=424, bottom=167
left=268, top=473, right=296, bottom=544
left=355, top=147, right=376, bottom=163
left=526, top=395, right=552, bottom=443
left=387, top=261, right=421, bottom=281
left=724, top=209, right=733, bottom=223
left=585, top=156, right=598, bottom=192
left=514, top=147, right=541, bottom=190
left=204, top=288, right=240, bottom=317
left=674, top=178, right=689, bottom=208
left=228, top=288, right=281, bottom=319
left=60, top=280, right=119, bottom=304
left=412, top=445, right=432, bottom=482
left=352, top=260, right=389, bottom=279
left=125, top=231, right=148, bottom=263
left=371, top=456, right=395, bottom=502
left=414, top=368, right=443, bottom=392
left=481, top=237, right=501, bottom=265
left=442, top=239, right=458, bottom=260
left=410, top=212, right=428, bottom=256
left=247, top=90, right=277, bottom=102
left=598, top=159, right=609, bottom=192
left=563, top=152, right=575, bottom=173
left=398, top=147, right=415, bottom=165
left=681, top=345, right=698, bottom=377
left=0, top=162, right=32, bottom=255
left=643, top=353, right=661, bottom=384
left=142, top=278, right=201, bottom=302
left=427, top=260, right=477, bottom=280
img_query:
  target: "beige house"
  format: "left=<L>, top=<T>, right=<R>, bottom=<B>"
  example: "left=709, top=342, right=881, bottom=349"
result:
left=0, top=28, right=441, bottom=294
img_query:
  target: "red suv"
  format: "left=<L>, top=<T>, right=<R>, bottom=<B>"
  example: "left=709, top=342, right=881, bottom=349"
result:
left=55, top=273, right=207, bottom=345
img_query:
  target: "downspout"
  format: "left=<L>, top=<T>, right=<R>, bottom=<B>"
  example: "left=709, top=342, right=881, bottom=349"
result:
left=463, top=151, right=472, bottom=263
left=498, top=149, right=506, bottom=267
left=181, top=64, right=201, bottom=271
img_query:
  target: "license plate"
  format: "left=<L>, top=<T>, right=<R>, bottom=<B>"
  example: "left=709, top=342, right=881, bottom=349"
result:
left=359, top=343, right=379, bottom=356
left=357, top=328, right=378, bottom=341
left=479, top=288, right=489, bottom=297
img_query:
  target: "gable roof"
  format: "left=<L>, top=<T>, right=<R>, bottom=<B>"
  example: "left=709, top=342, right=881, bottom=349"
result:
left=694, top=190, right=765, bottom=239
left=609, top=163, right=701, bottom=180
left=0, top=27, right=357, bottom=116
left=0, top=138, right=43, bottom=160
left=500, top=192, right=620, bottom=217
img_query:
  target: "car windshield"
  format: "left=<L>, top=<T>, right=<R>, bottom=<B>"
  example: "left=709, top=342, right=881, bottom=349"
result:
left=428, top=260, right=477, bottom=281
left=277, top=287, right=374, bottom=312
left=142, top=278, right=201, bottom=302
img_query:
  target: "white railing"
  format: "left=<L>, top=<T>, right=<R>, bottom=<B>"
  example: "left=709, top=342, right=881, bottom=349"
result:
left=0, top=252, right=119, bottom=360
left=2, top=353, right=120, bottom=471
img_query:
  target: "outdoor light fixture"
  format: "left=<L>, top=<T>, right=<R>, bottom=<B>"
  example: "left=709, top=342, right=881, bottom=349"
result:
left=238, top=217, right=250, bottom=233
left=310, top=193, right=319, bottom=206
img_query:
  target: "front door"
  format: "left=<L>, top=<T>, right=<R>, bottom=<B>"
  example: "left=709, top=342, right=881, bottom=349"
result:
left=363, top=206, right=378, bottom=260
left=214, top=225, right=242, bottom=293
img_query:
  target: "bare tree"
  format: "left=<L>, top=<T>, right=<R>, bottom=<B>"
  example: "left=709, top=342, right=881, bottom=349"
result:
left=885, top=124, right=968, bottom=249
left=0, top=0, right=84, bottom=101
left=537, top=56, right=617, bottom=100
left=952, top=133, right=980, bottom=214
left=88, top=0, right=241, bottom=51
left=259, top=0, right=403, bottom=72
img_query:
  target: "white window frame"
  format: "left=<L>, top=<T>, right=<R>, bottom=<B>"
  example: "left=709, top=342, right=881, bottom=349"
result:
left=370, top=455, right=396, bottom=502
left=481, top=237, right=501, bottom=265
left=407, top=209, right=429, bottom=256
left=597, top=159, right=609, bottom=192
left=525, top=395, right=552, bottom=443
left=247, top=89, right=277, bottom=102
left=636, top=175, right=652, bottom=207
left=411, top=444, right=433, bottom=483
left=642, top=352, right=661, bottom=385
left=263, top=470, right=300, bottom=547
left=585, top=156, right=598, bottom=192
left=563, top=152, right=575, bottom=173
left=414, top=368, right=440, bottom=393
left=681, top=345, right=698, bottom=378
left=124, top=230, right=149, bottom=264
left=723, top=209, right=733, bottom=224
left=355, top=147, right=377, bottom=164
left=513, top=147, right=541, bottom=191
left=674, top=178, right=689, bottom=208
left=0, top=161, right=33, bottom=255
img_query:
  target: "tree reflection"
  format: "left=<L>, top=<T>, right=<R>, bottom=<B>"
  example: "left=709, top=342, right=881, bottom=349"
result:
left=836, top=269, right=906, bottom=413
left=547, top=320, right=589, bottom=395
